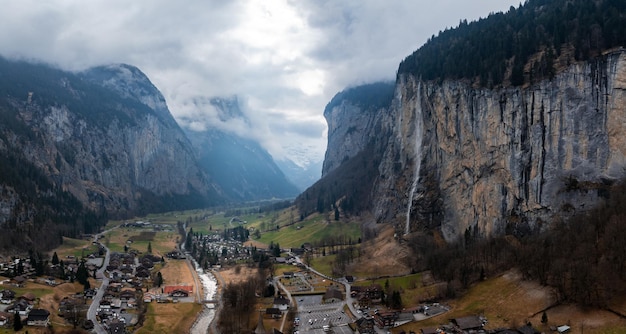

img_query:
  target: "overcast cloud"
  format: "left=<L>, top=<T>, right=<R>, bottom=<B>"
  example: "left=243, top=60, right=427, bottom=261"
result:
left=0, top=0, right=520, bottom=166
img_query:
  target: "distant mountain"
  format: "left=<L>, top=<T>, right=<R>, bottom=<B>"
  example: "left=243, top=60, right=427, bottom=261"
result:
left=275, top=158, right=322, bottom=192
left=183, top=97, right=300, bottom=201
left=0, top=58, right=225, bottom=251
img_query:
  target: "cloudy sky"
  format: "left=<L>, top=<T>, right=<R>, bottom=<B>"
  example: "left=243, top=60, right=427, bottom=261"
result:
left=0, top=0, right=520, bottom=166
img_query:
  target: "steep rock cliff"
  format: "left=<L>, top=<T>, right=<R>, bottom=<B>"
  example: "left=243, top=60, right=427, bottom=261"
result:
left=322, top=82, right=394, bottom=176
left=374, top=51, right=626, bottom=240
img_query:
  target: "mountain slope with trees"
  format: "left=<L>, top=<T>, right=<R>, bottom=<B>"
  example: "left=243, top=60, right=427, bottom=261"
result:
left=399, top=0, right=626, bottom=87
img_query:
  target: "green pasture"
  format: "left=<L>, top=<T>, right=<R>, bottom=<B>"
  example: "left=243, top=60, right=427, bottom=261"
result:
left=53, top=237, right=99, bottom=259
left=258, top=217, right=360, bottom=248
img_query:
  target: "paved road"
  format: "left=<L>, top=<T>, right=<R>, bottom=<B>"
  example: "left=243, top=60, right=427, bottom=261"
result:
left=86, top=228, right=115, bottom=334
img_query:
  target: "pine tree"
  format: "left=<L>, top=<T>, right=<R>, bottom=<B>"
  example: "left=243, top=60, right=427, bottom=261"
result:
left=13, top=312, right=22, bottom=331
left=52, top=251, right=59, bottom=265
left=155, top=272, right=163, bottom=287
left=147, top=242, right=152, bottom=254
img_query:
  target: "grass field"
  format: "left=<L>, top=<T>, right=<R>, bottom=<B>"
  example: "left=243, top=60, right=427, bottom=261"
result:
left=258, top=218, right=360, bottom=249
left=52, top=236, right=99, bottom=259
left=135, top=302, right=203, bottom=334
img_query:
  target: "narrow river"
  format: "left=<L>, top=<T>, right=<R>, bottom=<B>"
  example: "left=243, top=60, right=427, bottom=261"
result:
left=190, top=264, right=218, bottom=334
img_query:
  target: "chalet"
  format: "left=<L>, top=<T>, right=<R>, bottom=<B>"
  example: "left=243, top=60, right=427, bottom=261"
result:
left=452, top=316, right=485, bottom=331
left=99, top=300, right=112, bottom=309
left=102, top=292, right=115, bottom=302
left=283, top=272, right=294, bottom=279
left=12, top=275, right=26, bottom=287
left=44, top=277, right=56, bottom=286
left=7, top=299, right=32, bottom=316
left=374, top=311, right=398, bottom=328
left=323, top=287, right=343, bottom=303
left=135, top=267, right=151, bottom=279
left=111, top=298, right=122, bottom=308
left=0, top=312, right=9, bottom=326
left=20, top=292, right=36, bottom=303
left=0, top=289, right=15, bottom=304
left=352, top=284, right=383, bottom=308
left=169, top=289, right=190, bottom=298
left=273, top=296, right=290, bottom=311
left=266, top=307, right=282, bottom=318
left=345, top=275, right=355, bottom=283
left=290, top=248, right=304, bottom=256
left=163, top=285, right=193, bottom=296
left=27, top=308, right=50, bottom=327
left=84, top=289, right=97, bottom=299
left=143, top=293, right=156, bottom=303
left=355, top=317, right=375, bottom=334
left=120, top=290, right=136, bottom=301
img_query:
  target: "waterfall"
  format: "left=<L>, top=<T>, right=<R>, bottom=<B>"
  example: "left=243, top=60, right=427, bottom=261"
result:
left=405, top=85, right=423, bottom=235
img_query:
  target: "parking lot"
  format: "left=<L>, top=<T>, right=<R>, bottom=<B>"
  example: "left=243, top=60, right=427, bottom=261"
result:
left=294, top=295, right=353, bottom=334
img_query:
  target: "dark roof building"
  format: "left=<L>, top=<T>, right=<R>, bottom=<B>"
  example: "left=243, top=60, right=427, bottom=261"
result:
left=26, top=308, right=50, bottom=326
left=452, top=316, right=485, bottom=331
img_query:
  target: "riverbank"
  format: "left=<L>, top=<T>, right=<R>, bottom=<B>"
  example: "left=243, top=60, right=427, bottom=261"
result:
left=190, top=262, right=219, bottom=334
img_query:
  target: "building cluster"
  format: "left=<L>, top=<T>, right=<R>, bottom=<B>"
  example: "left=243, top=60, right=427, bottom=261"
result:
left=0, top=289, right=50, bottom=327
left=416, top=316, right=552, bottom=334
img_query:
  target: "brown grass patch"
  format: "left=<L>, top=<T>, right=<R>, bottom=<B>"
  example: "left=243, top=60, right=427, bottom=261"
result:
left=34, top=282, right=85, bottom=333
left=527, top=304, right=626, bottom=334
left=243, top=239, right=268, bottom=249
left=347, top=225, right=411, bottom=278
left=158, top=259, right=194, bottom=286
left=135, top=302, right=202, bottom=334
left=129, top=231, right=156, bottom=242
left=395, top=270, right=626, bottom=334
left=219, top=265, right=259, bottom=285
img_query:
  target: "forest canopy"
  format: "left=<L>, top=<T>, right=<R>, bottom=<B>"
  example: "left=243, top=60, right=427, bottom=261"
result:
left=398, top=0, right=626, bottom=87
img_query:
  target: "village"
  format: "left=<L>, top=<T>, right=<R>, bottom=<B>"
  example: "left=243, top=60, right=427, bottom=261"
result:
left=0, top=216, right=580, bottom=334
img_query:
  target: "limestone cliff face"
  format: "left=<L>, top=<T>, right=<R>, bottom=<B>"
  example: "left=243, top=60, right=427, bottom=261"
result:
left=370, top=51, right=626, bottom=240
left=323, top=100, right=380, bottom=175
left=322, top=82, right=395, bottom=176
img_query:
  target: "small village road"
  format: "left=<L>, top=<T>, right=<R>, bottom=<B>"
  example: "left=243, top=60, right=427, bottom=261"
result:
left=86, top=227, right=115, bottom=334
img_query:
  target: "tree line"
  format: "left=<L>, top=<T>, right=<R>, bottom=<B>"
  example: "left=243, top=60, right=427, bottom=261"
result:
left=398, top=0, right=626, bottom=87
left=409, top=179, right=626, bottom=307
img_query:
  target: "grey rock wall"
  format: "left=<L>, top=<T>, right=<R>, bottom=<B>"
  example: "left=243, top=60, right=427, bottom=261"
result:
left=376, top=51, right=626, bottom=241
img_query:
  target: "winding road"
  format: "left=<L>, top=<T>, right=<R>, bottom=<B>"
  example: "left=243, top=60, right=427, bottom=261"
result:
left=86, top=228, right=115, bottom=334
